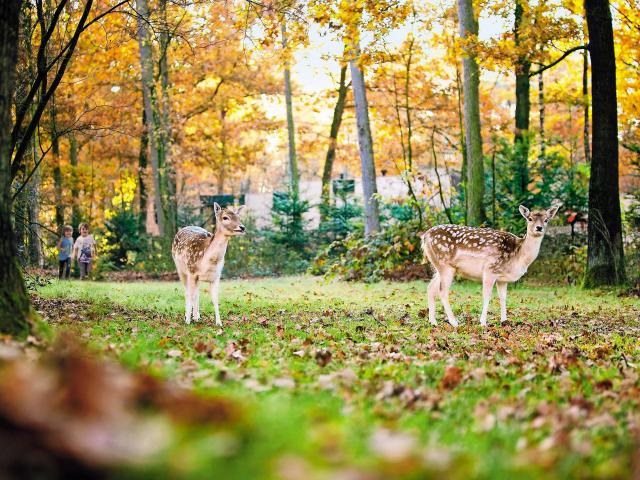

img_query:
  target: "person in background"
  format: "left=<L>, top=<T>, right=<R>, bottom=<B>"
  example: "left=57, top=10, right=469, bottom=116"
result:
left=73, top=223, right=97, bottom=280
left=57, top=225, right=74, bottom=280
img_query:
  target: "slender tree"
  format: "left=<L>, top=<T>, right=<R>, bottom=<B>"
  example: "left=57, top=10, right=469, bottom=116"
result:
left=584, top=0, right=625, bottom=286
left=350, top=40, right=381, bottom=234
left=457, top=0, right=486, bottom=225
left=321, top=63, right=348, bottom=215
left=137, top=0, right=167, bottom=236
left=137, top=109, right=148, bottom=234
left=281, top=21, right=299, bottom=199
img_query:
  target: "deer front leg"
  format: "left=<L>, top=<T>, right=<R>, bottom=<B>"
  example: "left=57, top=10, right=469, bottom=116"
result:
left=210, top=278, right=222, bottom=326
left=496, top=281, right=507, bottom=322
left=479, top=273, right=497, bottom=327
left=438, top=267, right=458, bottom=327
left=427, top=272, right=440, bottom=326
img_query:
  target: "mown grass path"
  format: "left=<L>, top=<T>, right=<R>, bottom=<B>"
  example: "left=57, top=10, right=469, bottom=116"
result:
left=38, top=277, right=640, bottom=479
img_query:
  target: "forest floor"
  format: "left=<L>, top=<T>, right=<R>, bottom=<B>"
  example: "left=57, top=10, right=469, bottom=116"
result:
left=29, top=276, right=640, bottom=479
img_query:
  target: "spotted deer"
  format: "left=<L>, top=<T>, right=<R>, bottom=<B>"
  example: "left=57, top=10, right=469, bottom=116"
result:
left=420, top=205, right=560, bottom=327
left=172, top=203, right=246, bottom=325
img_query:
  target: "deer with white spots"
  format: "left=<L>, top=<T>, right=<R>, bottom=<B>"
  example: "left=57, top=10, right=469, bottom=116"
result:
left=172, top=203, right=246, bottom=325
left=420, top=205, right=560, bottom=327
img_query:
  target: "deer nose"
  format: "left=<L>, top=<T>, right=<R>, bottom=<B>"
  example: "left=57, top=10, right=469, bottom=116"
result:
left=238, top=225, right=245, bottom=232
left=535, top=225, right=543, bottom=232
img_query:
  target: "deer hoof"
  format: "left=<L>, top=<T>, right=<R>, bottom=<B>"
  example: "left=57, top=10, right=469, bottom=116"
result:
left=185, top=318, right=191, bottom=325
left=448, top=320, right=459, bottom=327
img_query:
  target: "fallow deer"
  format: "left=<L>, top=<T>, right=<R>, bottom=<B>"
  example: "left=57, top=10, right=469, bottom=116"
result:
left=420, top=205, right=560, bottom=327
left=172, top=203, right=246, bottom=325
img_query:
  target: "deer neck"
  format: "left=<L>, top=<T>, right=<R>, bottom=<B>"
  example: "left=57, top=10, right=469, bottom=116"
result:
left=515, top=232, right=543, bottom=268
left=203, top=228, right=230, bottom=265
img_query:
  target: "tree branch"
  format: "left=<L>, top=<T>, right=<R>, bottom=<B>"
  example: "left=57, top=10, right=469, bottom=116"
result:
left=529, top=45, right=588, bottom=77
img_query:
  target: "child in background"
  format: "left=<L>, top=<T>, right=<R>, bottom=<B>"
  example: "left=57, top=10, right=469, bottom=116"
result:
left=57, top=225, right=73, bottom=280
left=73, top=223, right=97, bottom=280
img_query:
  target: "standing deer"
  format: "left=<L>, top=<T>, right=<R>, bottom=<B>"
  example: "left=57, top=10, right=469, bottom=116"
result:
left=420, top=205, right=559, bottom=327
left=172, top=203, right=246, bottom=325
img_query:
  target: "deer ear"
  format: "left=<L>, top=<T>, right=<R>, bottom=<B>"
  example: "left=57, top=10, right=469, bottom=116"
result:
left=546, top=204, right=560, bottom=219
left=519, top=205, right=530, bottom=219
left=235, top=205, right=246, bottom=215
left=214, top=202, right=222, bottom=217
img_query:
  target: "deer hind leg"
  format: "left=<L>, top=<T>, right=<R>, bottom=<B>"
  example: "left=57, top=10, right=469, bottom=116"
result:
left=479, top=273, right=497, bottom=327
left=192, top=278, right=201, bottom=322
left=438, top=266, right=458, bottom=327
left=427, top=272, right=440, bottom=326
left=496, top=281, right=508, bottom=322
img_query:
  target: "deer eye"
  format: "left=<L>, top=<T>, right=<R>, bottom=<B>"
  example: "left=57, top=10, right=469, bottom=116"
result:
left=222, top=216, right=229, bottom=221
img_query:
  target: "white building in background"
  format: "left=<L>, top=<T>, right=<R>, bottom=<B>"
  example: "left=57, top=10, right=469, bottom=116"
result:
left=241, top=168, right=456, bottom=229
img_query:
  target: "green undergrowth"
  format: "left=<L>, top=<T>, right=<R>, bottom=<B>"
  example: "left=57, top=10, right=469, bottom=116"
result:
left=36, top=277, right=640, bottom=479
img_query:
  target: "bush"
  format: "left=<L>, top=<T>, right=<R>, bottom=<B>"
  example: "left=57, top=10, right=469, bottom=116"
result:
left=101, top=209, right=147, bottom=268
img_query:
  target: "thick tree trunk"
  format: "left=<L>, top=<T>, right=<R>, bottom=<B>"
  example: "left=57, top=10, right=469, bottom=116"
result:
left=69, top=132, right=81, bottom=229
left=538, top=72, right=546, bottom=161
left=281, top=22, right=299, bottom=199
left=583, top=47, right=591, bottom=163
left=321, top=64, right=348, bottom=214
left=457, top=0, right=486, bottom=226
left=584, top=0, right=625, bottom=286
left=349, top=41, right=381, bottom=235
left=137, top=0, right=166, bottom=236
left=513, top=0, right=530, bottom=201
left=137, top=109, right=148, bottom=234
left=0, top=0, right=33, bottom=336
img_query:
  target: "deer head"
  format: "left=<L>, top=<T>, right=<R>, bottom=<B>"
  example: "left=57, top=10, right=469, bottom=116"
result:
left=214, top=203, right=246, bottom=236
left=519, top=204, right=560, bottom=238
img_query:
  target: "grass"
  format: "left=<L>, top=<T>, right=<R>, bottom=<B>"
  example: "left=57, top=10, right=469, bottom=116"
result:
left=36, top=276, right=640, bottom=479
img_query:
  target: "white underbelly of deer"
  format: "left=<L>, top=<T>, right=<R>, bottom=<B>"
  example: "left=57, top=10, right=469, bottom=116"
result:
left=453, top=253, right=487, bottom=280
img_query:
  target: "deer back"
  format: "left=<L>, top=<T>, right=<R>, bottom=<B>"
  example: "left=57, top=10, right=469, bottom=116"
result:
left=172, top=226, right=215, bottom=274
left=422, top=224, right=523, bottom=272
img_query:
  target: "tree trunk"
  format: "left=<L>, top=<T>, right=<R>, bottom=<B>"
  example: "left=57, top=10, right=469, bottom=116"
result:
left=513, top=0, right=531, bottom=202
left=136, top=0, right=166, bottom=236
left=281, top=22, right=299, bottom=199
left=27, top=134, right=44, bottom=267
left=158, top=0, right=176, bottom=235
left=137, top=108, right=148, bottom=234
left=455, top=64, right=468, bottom=224
left=217, top=106, right=227, bottom=194
left=349, top=40, right=381, bottom=235
left=584, top=0, right=625, bottom=286
left=583, top=47, right=591, bottom=163
left=538, top=71, right=546, bottom=161
left=51, top=98, right=64, bottom=232
left=321, top=64, right=348, bottom=215
left=0, top=0, right=33, bottom=336
left=457, top=0, right=486, bottom=226
left=69, top=132, right=81, bottom=229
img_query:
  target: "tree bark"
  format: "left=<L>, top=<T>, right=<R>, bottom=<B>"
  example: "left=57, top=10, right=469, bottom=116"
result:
left=455, top=64, right=468, bottom=223
left=583, top=47, right=591, bottom=163
left=281, top=22, right=299, bottom=199
left=457, top=0, right=486, bottom=226
left=137, top=0, right=166, bottom=236
left=321, top=64, right=348, bottom=215
left=69, top=132, right=81, bottom=229
left=584, top=0, right=625, bottom=286
left=513, top=0, right=531, bottom=201
left=538, top=71, right=546, bottom=161
left=158, top=0, right=176, bottom=235
left=349, top=40, right=381, bottom=235
left=0, top=0, right=33, bottom=336
left=137, top=108, right=148, bottom=234
left=27, top=131, right=44, bottom=267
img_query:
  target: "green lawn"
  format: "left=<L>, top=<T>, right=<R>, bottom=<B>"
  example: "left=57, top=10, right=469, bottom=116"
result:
left=37, top=276, right=640, bottom=479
